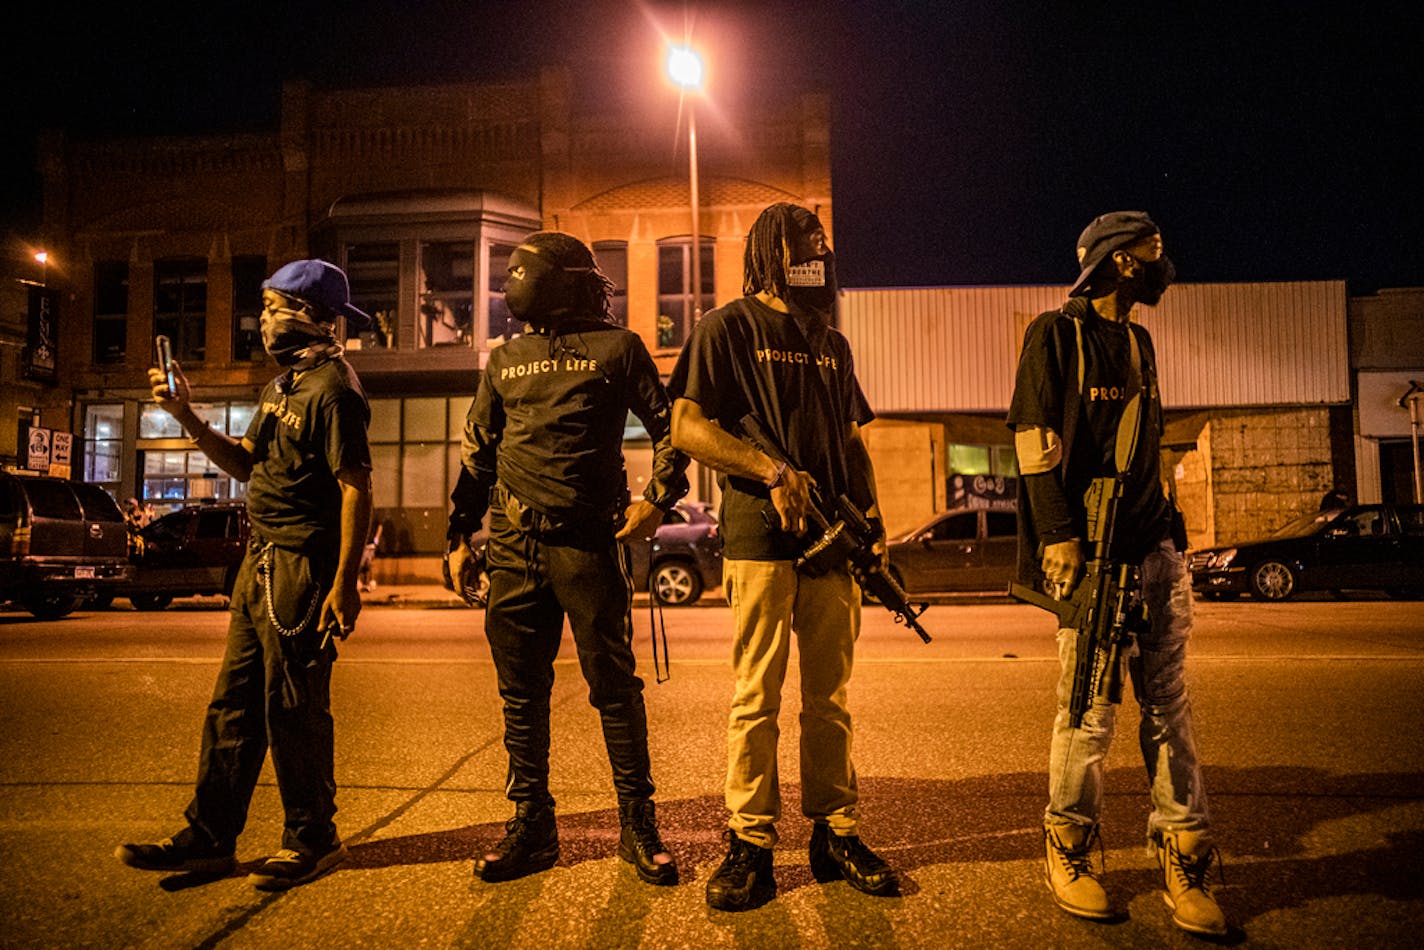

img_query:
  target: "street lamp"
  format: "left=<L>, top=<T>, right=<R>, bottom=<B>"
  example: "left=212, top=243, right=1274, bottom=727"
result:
left=667, top=44, right=704, bottom=324
left=34, top=251, right=48, bottom=286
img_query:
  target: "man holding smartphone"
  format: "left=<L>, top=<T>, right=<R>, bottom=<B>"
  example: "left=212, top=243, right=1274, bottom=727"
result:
left=116, top=260, right=373, bottom=891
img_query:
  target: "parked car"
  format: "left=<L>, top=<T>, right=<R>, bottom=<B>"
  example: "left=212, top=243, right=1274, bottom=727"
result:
left=0, top=472, right=133, bottom=619
left=114, top=502, right=250, bottom=610
left=443, top=502, right=722, bottom=607
left=884, top=507, right=1018, bottom=594
left=1190, top=503, right=1424, bottom=601
left=627, top=501, right=723, bottom=605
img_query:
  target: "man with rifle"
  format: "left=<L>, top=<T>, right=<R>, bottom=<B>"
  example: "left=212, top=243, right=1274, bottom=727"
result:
left=670, top=203, right=902, bottom=910
left=1008, top=212, right=1227, bottom=937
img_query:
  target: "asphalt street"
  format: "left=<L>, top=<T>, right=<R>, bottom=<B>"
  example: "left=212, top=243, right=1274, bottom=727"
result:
left=1, top=597, right=1422, bottom=948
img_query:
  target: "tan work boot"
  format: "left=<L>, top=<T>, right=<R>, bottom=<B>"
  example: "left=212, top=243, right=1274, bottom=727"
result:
left=1044, top=824, right=1112, bottom=920
left=1154, top=829, right=1228, bottom=937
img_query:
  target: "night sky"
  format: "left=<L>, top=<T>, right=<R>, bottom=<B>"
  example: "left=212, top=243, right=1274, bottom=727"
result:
left=4, top=1, right=1421, bottom=294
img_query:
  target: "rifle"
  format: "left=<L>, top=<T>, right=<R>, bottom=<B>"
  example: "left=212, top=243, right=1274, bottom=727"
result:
left=1008, top=475, right=1148, bottom=728
left=739, top=415, right=932, bottom=644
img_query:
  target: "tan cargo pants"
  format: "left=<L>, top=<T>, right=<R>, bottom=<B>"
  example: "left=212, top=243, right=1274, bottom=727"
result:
left=722, top=558, right=861, bottom=848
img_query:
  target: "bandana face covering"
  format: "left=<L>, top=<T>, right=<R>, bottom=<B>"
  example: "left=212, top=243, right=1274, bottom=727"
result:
left=262, top=308, right=337, bottom=366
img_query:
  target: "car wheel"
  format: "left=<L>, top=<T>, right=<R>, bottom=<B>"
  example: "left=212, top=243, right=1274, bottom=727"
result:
left=651, top=560, right=702, bottom=606
left=130, top=593, right=174, bottom=611
left=1249, top=561, right=1296, bottom=601
left=23, top=593, right=82, bottom=620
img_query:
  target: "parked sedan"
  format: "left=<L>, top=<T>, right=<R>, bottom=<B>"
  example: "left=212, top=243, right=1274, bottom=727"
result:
left=626, top=501, right=723, bottom=606
left=116, top=502, right=250, bottom=610
left=1190, top=504, right=1424, bottom=601
left=445, top=502, right=722, bottom=607
left=884, top=507, right=1018, bottom=594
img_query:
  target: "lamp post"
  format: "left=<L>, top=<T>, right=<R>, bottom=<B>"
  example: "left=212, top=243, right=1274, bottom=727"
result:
left=667, top=45, right=704, bottom=324
left=34, top=251, right=48, bottom=287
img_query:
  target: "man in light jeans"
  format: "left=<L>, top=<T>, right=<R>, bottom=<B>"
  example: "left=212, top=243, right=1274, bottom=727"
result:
left=1010, top=212, right=1227, bottom=937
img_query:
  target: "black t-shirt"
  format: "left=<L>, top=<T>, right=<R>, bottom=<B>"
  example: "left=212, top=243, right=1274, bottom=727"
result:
left=457, top=318, right=686, bottom=528
left=244, top=357, right=371, bottom=554
left=1007, top=304, right=1173, bottom=563
left=668, top=296, right=874, bottom=560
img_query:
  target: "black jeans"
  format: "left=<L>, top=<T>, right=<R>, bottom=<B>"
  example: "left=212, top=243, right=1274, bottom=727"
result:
left=185, top=541, right=339, bottom=855
left=483, top=495, right=654, bottom=810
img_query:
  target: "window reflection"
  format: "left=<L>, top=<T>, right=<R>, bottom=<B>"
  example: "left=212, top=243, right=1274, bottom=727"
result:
left=419, top=241, right=475, bottom=347
left=346, top=243, right=399, bottom=350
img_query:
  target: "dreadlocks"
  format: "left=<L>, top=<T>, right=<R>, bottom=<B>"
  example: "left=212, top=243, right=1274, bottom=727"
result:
left=523, top=231, right=618, bottom=322
left=742, top=203, right=801, bottom=300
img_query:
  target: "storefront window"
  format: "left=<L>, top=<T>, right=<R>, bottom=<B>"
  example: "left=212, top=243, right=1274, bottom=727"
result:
left=83, top=404, right=125, bottom=490
left=136, top=401, right=255, bottom=512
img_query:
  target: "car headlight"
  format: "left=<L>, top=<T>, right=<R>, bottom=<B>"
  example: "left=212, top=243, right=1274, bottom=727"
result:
left=1212, top=548, right=1237, bottom=569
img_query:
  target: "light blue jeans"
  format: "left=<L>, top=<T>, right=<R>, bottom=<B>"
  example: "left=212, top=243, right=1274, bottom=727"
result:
left=1045, top=539, right=1211, bottom=840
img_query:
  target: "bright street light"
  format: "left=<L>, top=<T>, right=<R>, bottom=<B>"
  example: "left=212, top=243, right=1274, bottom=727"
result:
left=666, top=45, right=704, bottom=326
left=666, top=46, right=704, bottom=90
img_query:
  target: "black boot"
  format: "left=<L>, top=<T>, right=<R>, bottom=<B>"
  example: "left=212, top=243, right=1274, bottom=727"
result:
left=808, top=821, right=899, bottom=896
left=617, top=799, right=678, bottom=885
left=705, top=830, right=775, bottom=911
left=475, top=801, right=559, bottom=883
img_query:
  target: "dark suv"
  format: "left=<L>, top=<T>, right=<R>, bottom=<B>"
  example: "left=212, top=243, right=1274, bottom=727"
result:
left=118, top=502, right=250, bottom=610
left=0, top=472, right=132, bottom=619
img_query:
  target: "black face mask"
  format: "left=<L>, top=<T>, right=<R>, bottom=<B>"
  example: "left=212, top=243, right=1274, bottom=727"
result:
left=1121, top=254, right=1175, bottom=307
left=504, top=246, right=578, bottom=331
left=786, top=251, right=838, bottom=316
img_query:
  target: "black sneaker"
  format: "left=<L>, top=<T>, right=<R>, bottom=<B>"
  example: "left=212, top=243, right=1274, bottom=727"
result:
left=617, top=799, right=678, bottom=885
left=808, top=821, right=899, bottom=896
left=705, top=830, right=775, bottom=911
left=247, top=842, right=348, bottom=891
left=114, top=828, right=236, bottom=876
left=476, top=802, right=559, bottom=883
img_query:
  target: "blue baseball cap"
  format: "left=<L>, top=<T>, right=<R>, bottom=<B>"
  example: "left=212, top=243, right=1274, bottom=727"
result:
left=263, top=259, right=372, bottom=329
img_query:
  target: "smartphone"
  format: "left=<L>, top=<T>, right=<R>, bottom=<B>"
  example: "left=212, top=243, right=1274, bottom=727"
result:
left=155, top=335, right=176, bottom=397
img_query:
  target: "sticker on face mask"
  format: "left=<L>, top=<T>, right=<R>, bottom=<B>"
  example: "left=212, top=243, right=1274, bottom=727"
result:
left=787, top=260, right=825, bottom=287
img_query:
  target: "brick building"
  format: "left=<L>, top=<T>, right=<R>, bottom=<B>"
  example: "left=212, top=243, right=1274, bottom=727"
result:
left=24, top=70, right=829, bottom=579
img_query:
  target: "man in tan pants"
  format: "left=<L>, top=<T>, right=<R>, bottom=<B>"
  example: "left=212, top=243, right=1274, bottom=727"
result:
left=670, top=202, right=898, bottom=911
